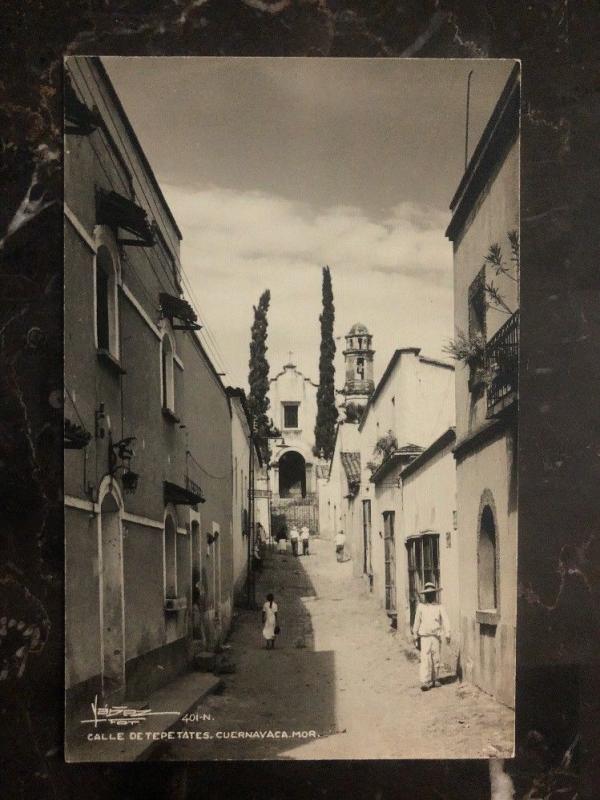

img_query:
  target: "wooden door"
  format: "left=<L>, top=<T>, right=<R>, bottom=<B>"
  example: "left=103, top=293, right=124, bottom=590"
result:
left=362, top=499, right=372, bottom=576
left=406, top=534, right=441, bottom=627
left=383, top=511, right=396, bottom=614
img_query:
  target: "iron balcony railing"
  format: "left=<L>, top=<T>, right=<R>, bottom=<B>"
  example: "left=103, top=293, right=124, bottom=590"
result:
left=486, top=309, right=519, bottom=413
left=185, top=450, right=205, bottom=502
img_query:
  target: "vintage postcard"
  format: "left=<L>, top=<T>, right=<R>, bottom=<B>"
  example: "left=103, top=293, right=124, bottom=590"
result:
left=63, top=56, right=519, bottom=761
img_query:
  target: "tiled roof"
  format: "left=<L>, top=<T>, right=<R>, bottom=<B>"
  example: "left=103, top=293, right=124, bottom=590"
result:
left=340, top=451, right=361, bottom=485
left=398, top=443, right=423, bottom=454
left=369, top=444, right=425, bottom=485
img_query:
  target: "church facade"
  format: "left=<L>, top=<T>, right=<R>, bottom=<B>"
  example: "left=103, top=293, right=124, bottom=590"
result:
left=269, top=360, right=320, bottom=501
left=268, top=325, right=374, bottom=536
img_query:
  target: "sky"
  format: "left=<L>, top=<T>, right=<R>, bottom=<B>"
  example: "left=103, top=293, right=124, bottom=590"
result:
left=104, top=57, right=515, bottom=390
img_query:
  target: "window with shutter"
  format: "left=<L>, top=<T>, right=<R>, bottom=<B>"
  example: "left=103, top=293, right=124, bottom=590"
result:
left=283, top=403, right=299, bottom=429
left=468, top=266, right=487, bottom=340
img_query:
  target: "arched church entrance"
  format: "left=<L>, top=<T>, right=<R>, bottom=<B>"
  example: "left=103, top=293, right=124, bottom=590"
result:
left=271, top=450, right=318, bottom=534
left=278, top=450, right=306, bottom=498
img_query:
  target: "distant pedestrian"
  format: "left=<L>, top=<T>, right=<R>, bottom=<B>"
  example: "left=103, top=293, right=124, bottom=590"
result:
left=412, top=582, right=451, bottom=691
left=262, top=593, right=279, bottom=650
left=256, top=522, right=264, bottom=546
left=277, top=524, right=287, bottom=554
left=252, top=538, right=262, bottom=571
left=301, top=525, right=310, bottom=555
left=335, top=530, right=345, bottom=562
left=290, top=525, right=300, bottom=556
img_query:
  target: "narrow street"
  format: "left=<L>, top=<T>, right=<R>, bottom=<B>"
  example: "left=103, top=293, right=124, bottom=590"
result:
left=160, top=537, right=514, bottom=760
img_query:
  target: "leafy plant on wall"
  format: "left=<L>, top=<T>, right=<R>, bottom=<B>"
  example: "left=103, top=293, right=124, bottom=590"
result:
left=367, top=429, right=399, bottom=473
left=443, top=230, right=519, bottom=387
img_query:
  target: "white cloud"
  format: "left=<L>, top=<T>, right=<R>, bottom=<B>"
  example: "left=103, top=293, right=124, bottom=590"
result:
left=163, top=184, right=454, bottom=389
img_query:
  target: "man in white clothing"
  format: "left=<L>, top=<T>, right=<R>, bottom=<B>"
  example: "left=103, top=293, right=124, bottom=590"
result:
left=300, top=525, right=310, bottom=555
left=412, top=582, right=451, bottom=691
left=289, top=525, right=300, bottom=557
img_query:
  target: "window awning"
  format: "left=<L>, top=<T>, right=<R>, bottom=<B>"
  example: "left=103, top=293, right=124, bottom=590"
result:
left=96, top=188, right=154, bottom=247
left=164, top=480, right=205, bottom=507
left=65, top=75, right=101, bottom=135
left=159, top=293, right=202, bottom=331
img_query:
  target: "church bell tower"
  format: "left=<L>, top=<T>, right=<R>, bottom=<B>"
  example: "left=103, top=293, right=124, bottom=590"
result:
left=342, top=323, right=374, bottom=420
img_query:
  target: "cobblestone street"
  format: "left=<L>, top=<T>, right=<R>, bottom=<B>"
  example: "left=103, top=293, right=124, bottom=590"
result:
left=160, top=537, right=514, bottom=760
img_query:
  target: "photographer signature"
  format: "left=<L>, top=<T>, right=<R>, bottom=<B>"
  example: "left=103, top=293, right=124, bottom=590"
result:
left=81, top=695, right=180, bottom=728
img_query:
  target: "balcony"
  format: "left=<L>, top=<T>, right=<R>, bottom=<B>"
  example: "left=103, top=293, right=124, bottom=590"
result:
left=183, top=450, right=206, bottom=505
left=486, top=310, right=519, bottom=417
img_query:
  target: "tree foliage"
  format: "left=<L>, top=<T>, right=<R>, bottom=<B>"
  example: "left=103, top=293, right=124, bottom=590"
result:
left=248, top=289, right=272, bottom=462
left=314, top=266, right=338, bottom=459
left=344, top=401, right=365, bottom=424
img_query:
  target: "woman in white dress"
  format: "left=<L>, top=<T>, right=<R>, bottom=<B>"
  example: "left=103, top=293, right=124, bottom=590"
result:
left=262, top=593, right=278, bottom=650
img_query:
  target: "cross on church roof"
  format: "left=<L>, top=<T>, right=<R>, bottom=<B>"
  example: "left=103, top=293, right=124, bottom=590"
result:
left=284, top=350, right=296, bottom=368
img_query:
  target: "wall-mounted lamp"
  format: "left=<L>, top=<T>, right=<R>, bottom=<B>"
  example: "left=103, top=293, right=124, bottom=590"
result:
left=109, top=435, right=139, bottom=494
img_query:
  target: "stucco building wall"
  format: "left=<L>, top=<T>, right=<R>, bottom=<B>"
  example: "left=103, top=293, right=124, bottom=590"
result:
left=453, top=139, right=519, bottom=437
left=349, top=350, right=455, bottom=596
left=448, top=66, right=519, bottom=708
left=64, top=57, right=233, bottom=719
left=229, top=396, right=251, bottom=603
left=455, top=432, right=517, bottom=707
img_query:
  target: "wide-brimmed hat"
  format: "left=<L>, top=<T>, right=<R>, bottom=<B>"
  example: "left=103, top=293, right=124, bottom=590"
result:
left=420, top=582, right=442, bottom=595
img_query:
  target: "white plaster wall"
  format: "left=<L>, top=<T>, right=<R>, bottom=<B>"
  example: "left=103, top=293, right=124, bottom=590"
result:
left=453, top=140, right=519, bottom=439
left=456, top=430, right=517, bottom=707
left=451, top=135, right=518, bottom=707
left=230, top=401, right=250, bottom=598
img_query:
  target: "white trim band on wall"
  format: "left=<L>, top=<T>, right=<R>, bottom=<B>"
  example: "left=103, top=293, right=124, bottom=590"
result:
left=65, top=494, right=97, bottom=513
left=65, top=496, right=169, bottom=532
left=64, top=203, right=97, bottom=253
left=121, top=284, right=184, bottom=371
left=121, top=282, right=161, bottom=340
left=121, top=512, right=164, bottom=530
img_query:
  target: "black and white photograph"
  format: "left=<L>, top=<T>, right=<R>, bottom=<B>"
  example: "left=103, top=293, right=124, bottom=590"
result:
left=63, top=55, right=519, bottom=762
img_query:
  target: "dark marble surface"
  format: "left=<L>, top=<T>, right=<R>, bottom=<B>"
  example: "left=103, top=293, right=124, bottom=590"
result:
left=1, top=2, right=599, bottom=797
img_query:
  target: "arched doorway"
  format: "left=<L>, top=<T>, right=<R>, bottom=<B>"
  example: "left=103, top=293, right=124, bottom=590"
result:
left=278, top=451, right=306, bottom=498
left=478, top=504, right=498, bottom=611
left=99, top=489, right=125, bottom=700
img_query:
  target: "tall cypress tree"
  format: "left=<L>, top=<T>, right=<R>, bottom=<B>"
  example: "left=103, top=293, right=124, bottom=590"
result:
left=248, top=289, right=272, bottom=462
left=314, top=266, right=338, bottom=459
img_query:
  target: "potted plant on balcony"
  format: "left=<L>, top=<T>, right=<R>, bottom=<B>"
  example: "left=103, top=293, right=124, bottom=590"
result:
left=366, top=430, right=399, bottom=475
left=445, top=230, right=519, bottom=396
left=64, top=418, right=92, bottom=449
left=374, top=430, right=399, bottom=462
left=443, top=330, right=487, bottom=392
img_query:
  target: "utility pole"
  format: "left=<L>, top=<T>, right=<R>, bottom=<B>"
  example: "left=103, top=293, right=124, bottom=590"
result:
left=246, top=427, right=256, bottom=609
